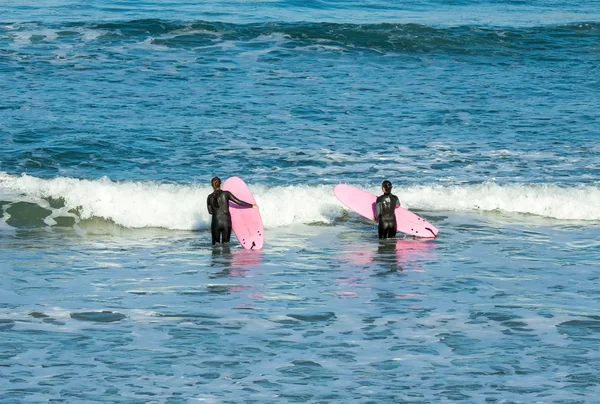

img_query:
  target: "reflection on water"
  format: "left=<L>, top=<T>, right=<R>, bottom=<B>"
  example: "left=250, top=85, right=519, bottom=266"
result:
left=394, top=238, right=438, bottom=270
left=375, top=239, right=404, bottom=272
left=231, top=248, right=264, bottom=267
left=342, top=238, right=438, bottom=272
left=210, top=245, right=263, bottom=278
left=210, top=244, right=233, bottom=268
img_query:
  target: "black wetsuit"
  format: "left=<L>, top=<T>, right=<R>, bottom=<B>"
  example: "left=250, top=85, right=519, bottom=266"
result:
left=207, top=190, right=253, bottom=245
left=375, top=193, right=400, bottom=239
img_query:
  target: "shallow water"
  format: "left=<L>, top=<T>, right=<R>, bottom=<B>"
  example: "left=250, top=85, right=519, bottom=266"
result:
left=2, top=0, right=600, bottom=402
left=2, top=215, right=600, bottom=402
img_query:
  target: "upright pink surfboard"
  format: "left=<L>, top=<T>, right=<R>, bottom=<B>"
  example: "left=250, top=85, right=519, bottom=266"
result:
left=334, top=184, right=438, bottom=238
left=222, top=177, right=264, bottom=249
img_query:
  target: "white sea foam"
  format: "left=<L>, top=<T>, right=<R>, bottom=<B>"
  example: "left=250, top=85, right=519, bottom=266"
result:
left=1, top=173, right=600, bottom=231
left=399, top=183, right=600, bottom=221
left=0, top=218, right=16, bottom=235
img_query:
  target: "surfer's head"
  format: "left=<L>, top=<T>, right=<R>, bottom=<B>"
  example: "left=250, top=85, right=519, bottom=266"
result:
left=211, top=176, right=222, bottom=190
left=382, top=180, right=392, bottom=194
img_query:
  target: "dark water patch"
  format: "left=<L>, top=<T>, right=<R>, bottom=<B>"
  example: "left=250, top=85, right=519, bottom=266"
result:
left=320, top=350, right=356, bottom=363
left=230, top=346, right=265, bottom=356
left=167, top=328, right=220, bottom=345
left=434, top=390, right=474, bottom=401
left=431, top=163, right=455, bottom=170
left=218, top=320, right=246, bottom=330
left=53, top=216, right=76, bottom=227
left=266, top=340, right=313, bottom=350
left=56, top=30, right=79, bottom=37
left=391, top=344, right=439, bottom=356
left=495, top=385, right=556, bottom=395
left=5, top=202, right=52, bottom=228
left=205, top=284, right=238, bottom=294
left=201, top=360, right=241, bottom=368
left=287, top=312, right=336, bottom=322
left=0, top=389, right=54, bottom=402
left=437, top=332, right=483, bottom=355
left=436, top=280, right=479, bottom=294
left=364, top=327, right=394, bottom=340
left=470, top=310, right=522, bottom=323
left=556, top=319, right=600, bottom=339
left=370, top=359, right=402, bottom=371
left=151, top=35, right=215, bottom=48
left=565, top=372, right=600, bottom=386
left=28, top=311, right=49, bottom=318
left=154, top=312, right=220, bottom=319
left=29, top=34, right=49, bottom=44
left=253, top=378, right=282, bottom=389
left=228, top=369, right=252, bottom=380
left=277, top=392, right=315, bottom=402
left=0, top=319, right=16, bottom=331
left=302, top=330, right=324, bottom=337
left=277, top=360, right=332, bottom=379
left=291, top=360, right=322, bottom=367
left=198, top=371, right=220, bottom=380
left=46, top=197, right=65, bottom=209
left=537, top=347, right=591, bottom=368
left=537, top=309, right=555, bottom=318
left=540, top=346, right=590, bottom=357
left=501, top=320, right=533, bottom=332
left=43, top=318, right=66, bottom=326
left=70, top=311, right=126, bottom=323
left=487, top=365, right=514, bottom=376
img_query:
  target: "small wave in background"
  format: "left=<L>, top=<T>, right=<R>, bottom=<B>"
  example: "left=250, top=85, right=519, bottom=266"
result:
left=2, top=19, right=599, bottom=56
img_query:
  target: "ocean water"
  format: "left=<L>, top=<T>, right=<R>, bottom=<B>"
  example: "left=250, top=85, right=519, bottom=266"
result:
left=1, top=0, right=600, bottom=402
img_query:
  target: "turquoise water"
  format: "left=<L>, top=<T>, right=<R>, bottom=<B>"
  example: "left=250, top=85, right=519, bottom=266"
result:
left=1, top=1, right=600, bottom=402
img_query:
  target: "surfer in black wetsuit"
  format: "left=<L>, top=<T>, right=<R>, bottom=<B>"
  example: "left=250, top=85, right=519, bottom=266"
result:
left=207, top=177, right=256, bottom=245
left=375, top=180, right=400, bottom=239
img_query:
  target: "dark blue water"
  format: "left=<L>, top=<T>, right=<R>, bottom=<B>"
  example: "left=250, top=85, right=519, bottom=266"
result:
left=1, top=1, right=600, bottom=402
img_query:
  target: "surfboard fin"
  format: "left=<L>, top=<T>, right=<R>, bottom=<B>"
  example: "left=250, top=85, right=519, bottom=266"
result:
left=425, top=227, right=437, bottom=238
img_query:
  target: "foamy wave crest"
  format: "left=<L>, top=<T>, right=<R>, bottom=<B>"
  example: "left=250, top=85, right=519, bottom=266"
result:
left=1, top=173, right=600, bottom=231
left=399, top=183, right=600, bottom=221
left=0, top=173, right=343, bottom=230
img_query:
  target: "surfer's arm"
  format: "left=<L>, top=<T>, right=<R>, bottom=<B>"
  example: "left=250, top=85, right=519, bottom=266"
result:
left=375, top=199, right=382, bottom=221
left=226, top=191, right=253, bottom=208
left=207, top=196, right=214, bottom=214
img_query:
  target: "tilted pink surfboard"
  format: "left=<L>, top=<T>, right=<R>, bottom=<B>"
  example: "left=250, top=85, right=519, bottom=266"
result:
left=222, top=177, right=264, bottom=249
left=334, top=184, right=438, bottom=238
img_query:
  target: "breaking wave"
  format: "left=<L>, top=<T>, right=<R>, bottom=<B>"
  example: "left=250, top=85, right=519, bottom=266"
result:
left=1, top=173, right=600, bottom=232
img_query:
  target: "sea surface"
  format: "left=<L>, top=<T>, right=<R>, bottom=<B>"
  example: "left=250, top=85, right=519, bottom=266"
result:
left=1, top=0, right=600, bottom=402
